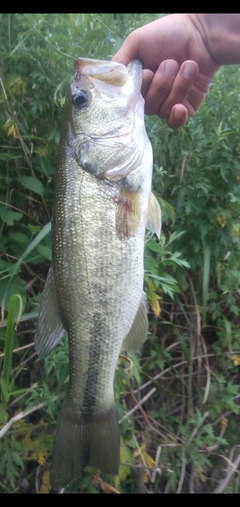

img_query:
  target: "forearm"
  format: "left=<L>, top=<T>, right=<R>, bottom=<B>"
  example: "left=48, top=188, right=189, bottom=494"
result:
left=189, top=14, right=240, bottom=65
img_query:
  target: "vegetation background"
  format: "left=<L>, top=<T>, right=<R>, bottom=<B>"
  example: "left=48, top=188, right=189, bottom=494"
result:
left=1, top=13, right=240, bottom=494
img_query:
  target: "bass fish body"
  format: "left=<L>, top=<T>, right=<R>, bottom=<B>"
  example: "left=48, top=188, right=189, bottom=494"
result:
left=35, top=58, right=161, bottom=489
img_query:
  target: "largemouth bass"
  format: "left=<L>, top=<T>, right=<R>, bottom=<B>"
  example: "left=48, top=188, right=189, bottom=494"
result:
left=35, top=57, right=161, bottom=490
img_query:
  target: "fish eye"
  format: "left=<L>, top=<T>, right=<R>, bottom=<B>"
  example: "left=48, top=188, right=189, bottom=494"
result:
left=72, top=89, right=89, bottom=108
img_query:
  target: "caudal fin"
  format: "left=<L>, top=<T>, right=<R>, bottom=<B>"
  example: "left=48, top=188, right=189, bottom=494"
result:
left=50, top=400, right=120, bottom=490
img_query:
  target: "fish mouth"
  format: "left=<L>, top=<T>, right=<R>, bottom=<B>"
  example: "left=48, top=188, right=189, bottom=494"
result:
left=74, top=57, right=142, bottom=101
left=75, top=57, right=129, bottom=87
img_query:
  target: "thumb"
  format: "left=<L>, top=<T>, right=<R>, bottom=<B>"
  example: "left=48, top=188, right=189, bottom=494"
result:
left=112, top=34, right=138, bottom=66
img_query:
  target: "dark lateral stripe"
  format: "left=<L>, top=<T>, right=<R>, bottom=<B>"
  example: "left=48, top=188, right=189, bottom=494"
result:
left=82, top=307, right=107, bottom=416
left=66, top=404, right=114, bottom=424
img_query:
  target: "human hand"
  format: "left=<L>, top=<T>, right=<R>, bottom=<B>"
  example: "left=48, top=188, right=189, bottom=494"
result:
left=113, top=14, right=220, bottom=128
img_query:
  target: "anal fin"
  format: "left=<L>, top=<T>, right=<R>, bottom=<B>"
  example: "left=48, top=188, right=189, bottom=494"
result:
left=122, top=293, right=148, bottom=353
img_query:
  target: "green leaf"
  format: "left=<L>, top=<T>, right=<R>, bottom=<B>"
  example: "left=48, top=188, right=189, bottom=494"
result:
left=202, top=244, right=211, bottom=324
left=27, top=224, right=41, bottom=233
left=18, top=176, right=44, bottom=196
left=36, top=244, right=52, bottom=261
left=0, top=409, right=8, bottom=424
left=7, top=222, right=51, bottom=285
left=1, top=294, right=23, bottom=408
left=8, top=231, right=29, bottom=245
left=0, top=277, right=26, bottom=314
left=0, top=259, right=17, bottom=274
left=0, top=206, right=22, bottom=226
left=0, top=310, right=39, bottom=329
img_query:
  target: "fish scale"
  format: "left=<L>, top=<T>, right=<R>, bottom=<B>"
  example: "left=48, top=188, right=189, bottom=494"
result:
left=54, top=170, right=144, bottom=405
left=34, top=57, right=161, bottom=489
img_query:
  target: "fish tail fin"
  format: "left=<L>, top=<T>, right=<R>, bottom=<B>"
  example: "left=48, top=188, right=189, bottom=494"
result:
left=50, top=399, right=120, bottom=490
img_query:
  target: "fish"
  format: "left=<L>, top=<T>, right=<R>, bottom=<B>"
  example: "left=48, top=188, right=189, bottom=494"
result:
left=34, top=57, right=161, bottom=490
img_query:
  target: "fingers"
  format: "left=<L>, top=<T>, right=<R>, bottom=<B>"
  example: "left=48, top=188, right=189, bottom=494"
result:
left=167, top=104, right=189, bottom=129
left=160, top=60, right=199, bottom=118
left=143, top=60, right=180, bottom=115
left=114, top=49, right=200, bottom=128
left=142, top=60, right=199, bottom=127
left=141, top=69, right=154, bottom=96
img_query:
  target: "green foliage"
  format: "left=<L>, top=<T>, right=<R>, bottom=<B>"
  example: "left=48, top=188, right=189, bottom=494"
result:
left=1, top=295, right=23, bottom=409
left=1, top=13, right=240, bottom=494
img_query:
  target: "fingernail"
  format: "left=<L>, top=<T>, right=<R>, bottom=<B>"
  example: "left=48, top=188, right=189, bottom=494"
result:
left=173, top=108, right=185, bottom=120
left=163, top=60, right=178, bottom=77
left=183, top=62, right=197, bottom=80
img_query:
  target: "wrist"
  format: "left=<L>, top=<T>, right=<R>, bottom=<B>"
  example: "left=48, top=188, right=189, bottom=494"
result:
left=188, top=14, right=240, bottom=66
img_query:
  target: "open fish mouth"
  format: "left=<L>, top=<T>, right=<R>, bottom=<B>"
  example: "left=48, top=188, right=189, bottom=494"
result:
left=74, top=57, right=142, bottom=101
left=75, top=57, right=129, bottom=86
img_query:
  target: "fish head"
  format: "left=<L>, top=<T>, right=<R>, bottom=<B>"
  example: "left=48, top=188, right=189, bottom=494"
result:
left=64, top=57, right=150, bottom=181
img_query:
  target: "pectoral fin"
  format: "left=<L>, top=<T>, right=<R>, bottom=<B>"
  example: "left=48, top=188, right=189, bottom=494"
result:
left=35, top=265, right=66, bottom=359
left=115, top=189, right=141, bottom=239
left=147, top=192, right=162, bottom=239
left=122, top=293, right=148, bottom=353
